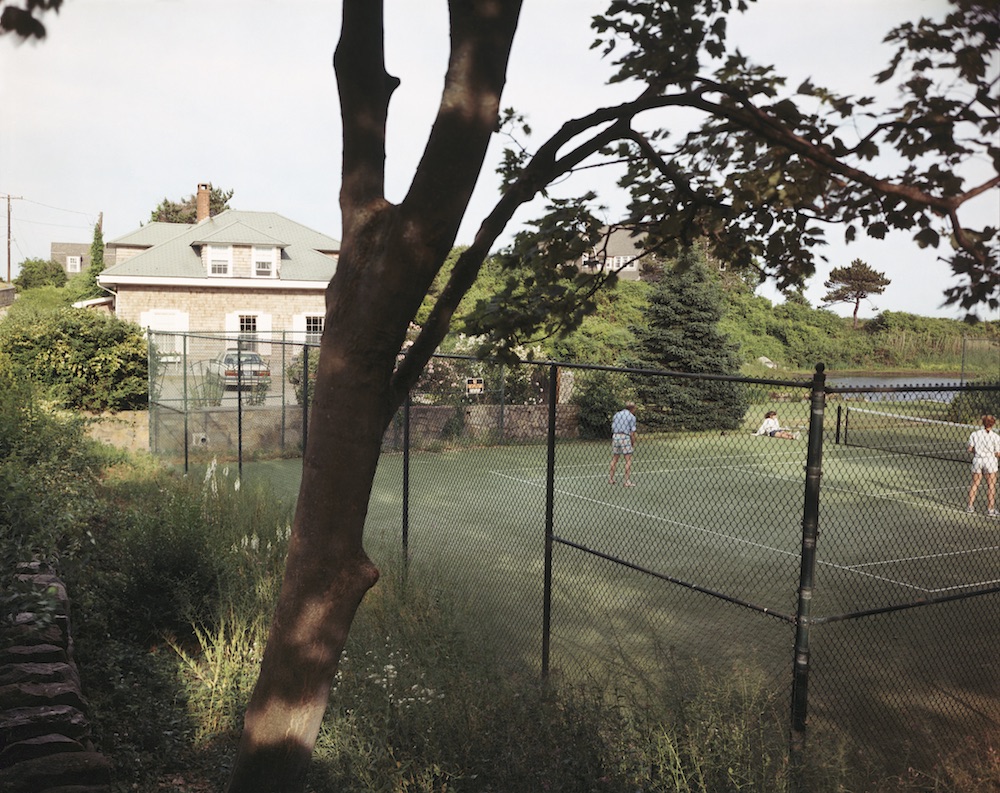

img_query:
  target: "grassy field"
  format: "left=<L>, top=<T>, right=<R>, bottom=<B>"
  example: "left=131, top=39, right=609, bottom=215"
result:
left=235, top=411, right=1000, bottom=773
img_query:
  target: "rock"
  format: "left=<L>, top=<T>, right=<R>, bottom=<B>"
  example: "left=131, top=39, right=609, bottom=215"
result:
left=0, top=733, right=85, bottom=766
left=0, top=645, right=68, bottom=666
left=0, top=704, right=90, bottom=746
left=0, top=751, right=111, bottom=792
left=0, top=682, right=88, bottom=712
left=0, top=663, right=81, bottom=690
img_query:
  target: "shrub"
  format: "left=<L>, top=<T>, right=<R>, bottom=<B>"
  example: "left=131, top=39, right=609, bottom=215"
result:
left=0, top=367, right=105, bottom=643
left=948, top=378, right=1000, bottom=425
left=13, top=257, right=67, bottom=291
left=572, top=370, right=635, bottom=439
left=287, top=345, right=319, bottom=405
left=0, top=307, right=148, bottom=411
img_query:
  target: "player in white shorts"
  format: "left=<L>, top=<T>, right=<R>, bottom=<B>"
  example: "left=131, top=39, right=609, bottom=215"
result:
left=967, top=414, right=1000, bottom=516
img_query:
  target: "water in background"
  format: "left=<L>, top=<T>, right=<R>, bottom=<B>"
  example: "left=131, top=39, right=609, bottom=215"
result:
left=827, top=375, right=964, bottom=403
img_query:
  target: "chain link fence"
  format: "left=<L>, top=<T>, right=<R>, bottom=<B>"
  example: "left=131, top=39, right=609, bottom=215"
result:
left=148, top=333, right=1000, bottom=780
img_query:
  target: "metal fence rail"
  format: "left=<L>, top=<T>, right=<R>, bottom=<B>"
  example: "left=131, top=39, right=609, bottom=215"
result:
left=148, top=332, right=1000, bottom=781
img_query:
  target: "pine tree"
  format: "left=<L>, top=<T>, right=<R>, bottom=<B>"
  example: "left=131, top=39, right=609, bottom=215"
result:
left=78, top=222, right=106, bottom=299
left=630, top=248, right=748, bottom=431
left=822, top=259, right=890, bottom=328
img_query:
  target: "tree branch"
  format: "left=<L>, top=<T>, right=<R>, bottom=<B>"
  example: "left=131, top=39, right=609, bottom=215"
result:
left=334, top=0, right=399, bottom=227
left=400, top=0, right=524, bottom=257
left=391, top=108, right=648, bottom=400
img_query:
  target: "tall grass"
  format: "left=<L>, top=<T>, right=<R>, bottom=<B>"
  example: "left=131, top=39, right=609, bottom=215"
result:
left=11, top=428, right=992, bottom=792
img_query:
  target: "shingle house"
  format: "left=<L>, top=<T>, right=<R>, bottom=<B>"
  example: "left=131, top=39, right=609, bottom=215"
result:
left=578, top=225, right=644, bottom=281
left=51, top=242, right=92, bottom=276
left=97, top=185, right=339, bottom=354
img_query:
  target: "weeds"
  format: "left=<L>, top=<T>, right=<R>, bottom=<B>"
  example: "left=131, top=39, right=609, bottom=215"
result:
left=2, top=397, right=993, bottom=791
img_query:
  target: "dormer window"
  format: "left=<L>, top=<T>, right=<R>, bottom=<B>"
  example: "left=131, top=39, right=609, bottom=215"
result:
left=208, top=244, right=232, bottom=276
left=252, top=246, right=277, bottom=278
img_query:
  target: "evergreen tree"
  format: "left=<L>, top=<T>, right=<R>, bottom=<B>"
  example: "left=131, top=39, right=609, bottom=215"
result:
left=629, top=248, right=748, bottom=431
left=149, top=185, right=233, bottom=223
left=78, top=222, right=106, bottom=298
left=822, top=259, right=891, bottom=328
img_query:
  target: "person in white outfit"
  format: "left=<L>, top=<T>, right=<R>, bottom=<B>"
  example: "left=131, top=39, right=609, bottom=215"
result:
left=967, top=414, right=1000, bottom=516
left=753, top=410, right=799, bottom=440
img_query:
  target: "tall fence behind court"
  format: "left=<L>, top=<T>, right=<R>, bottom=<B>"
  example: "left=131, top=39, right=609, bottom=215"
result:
left=148, top=331, right=1000, bottom=781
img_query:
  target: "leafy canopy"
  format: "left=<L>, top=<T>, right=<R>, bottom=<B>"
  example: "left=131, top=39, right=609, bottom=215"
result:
left=0, top=0, right=62, bottom=39
left=149, top=185, right=234, bottom=224
left=482, top=0, right=998, bottom=358
left=0, top=306, right=148, bottom=411
left=14, top=257, right=66, bottom=291
left=822, top=258, right=891, bottom=327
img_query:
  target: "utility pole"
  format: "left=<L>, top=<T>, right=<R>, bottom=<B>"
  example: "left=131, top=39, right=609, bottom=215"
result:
left=3, top=193, right=23, bottom=283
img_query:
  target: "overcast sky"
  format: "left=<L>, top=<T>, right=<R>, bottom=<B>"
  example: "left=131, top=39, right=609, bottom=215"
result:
left=1, top=0, right=996, bottom=319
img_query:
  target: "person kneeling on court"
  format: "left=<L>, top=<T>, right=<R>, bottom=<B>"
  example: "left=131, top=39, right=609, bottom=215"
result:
left=967, top=414, right=1000, bottom=516
left=609, top=401, right=637, bottom=487
left=753, top=411, right=799, bottom=440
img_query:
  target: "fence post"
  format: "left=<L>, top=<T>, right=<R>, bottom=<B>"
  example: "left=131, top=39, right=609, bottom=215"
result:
left=302, top=345, right=310, bottom=453
left=237, top=347, right=244, bottom=480
left=403, top=390, right=411, bottom=577
left=499, top=363, right=506, bottom=444
left=542, top=363, right=558, bottom=678
left=280, top=331, right=287, bottom=451
left=790, top=362, right=827, bottom=788
left=183, top=334, right=189, bottom=473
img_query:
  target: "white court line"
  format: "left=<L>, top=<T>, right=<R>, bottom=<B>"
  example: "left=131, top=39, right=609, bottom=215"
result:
left=492, top=470, right=805, bottom=561
left=491, top=466, right=999, bottom=596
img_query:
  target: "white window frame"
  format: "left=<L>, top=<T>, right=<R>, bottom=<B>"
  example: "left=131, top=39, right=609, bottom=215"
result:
left=66, top=255, right=82, bottom=273
left=305, top=315, right=324, bottom=344
left=292, top=313, right=325, bottom=345
left=139, top=309, right=190, bottom=354
left=225, top=311, right=272, bottom=355
left=207, top=244, right=232, bottom=277
left=252, top=246, right=278, bottom=279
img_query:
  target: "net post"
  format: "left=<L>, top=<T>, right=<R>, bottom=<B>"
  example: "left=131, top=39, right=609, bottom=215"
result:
left=790, top=362, right=826, bottom=789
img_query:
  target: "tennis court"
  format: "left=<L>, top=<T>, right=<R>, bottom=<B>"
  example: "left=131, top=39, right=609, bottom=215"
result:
left=245, top=415, right=999, bottom=628
left=230, top=374, right=1000, bottom=773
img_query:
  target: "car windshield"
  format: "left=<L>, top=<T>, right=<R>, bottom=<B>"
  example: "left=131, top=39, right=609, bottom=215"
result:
left=224, top=353, right=263, bottom=365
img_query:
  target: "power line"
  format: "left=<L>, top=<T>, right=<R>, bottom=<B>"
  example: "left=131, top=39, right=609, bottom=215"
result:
left=20, top=197, right=94, bottom=218
left=16, top=218, right=93, bottom=230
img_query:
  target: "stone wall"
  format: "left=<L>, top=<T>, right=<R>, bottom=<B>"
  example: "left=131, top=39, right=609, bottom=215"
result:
left=0, top=562, right=110, bottom=791
left=84, top=411, right=150, bottom=454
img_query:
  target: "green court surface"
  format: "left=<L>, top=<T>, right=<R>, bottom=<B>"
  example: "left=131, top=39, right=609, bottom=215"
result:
left=241, top=430, right=999, bottom=623
left=236, top=430, right=999, bottom=766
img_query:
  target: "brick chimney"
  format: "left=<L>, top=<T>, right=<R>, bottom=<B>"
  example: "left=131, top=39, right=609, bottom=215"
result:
left=196, top=183, right=211, bottom=223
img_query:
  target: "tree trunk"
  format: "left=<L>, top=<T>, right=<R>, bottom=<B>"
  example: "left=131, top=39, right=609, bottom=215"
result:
left=226, top=2, right=524, bottom=790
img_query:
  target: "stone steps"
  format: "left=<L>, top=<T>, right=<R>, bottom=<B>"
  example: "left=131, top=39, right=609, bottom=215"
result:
left=0, top=562, right=111, bottom=793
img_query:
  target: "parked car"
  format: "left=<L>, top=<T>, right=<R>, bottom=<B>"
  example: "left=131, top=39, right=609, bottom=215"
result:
left=207, top=349, right=271, bottom=390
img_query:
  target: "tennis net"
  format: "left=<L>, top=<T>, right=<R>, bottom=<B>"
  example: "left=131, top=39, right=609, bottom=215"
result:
left=839, top=407, right=978, bottom=464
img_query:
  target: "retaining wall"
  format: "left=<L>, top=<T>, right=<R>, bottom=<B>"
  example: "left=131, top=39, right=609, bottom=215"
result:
left=0, top=562, right=110, bottom=792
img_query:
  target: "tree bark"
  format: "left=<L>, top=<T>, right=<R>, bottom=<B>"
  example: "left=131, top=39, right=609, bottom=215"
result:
left=226, top=2, right=523, bottom=790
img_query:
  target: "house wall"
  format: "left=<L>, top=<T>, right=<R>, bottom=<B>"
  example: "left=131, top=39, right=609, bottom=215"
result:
left=107, top=245, right=147, bottom=266
left=51, top=242, right=91, bottom=275
left=115, top=284, right=325, bottom=334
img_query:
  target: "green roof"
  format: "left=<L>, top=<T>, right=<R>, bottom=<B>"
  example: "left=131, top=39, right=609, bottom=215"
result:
left=101, top=211, right=339, bottom=282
